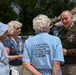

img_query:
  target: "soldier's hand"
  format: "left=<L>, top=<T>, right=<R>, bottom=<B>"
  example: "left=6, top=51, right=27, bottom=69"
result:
left=63, top=48, right=67, bottom=55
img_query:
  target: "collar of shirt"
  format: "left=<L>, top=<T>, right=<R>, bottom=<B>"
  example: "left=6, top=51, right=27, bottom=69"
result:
left=68, top=22, right=73, bottom=30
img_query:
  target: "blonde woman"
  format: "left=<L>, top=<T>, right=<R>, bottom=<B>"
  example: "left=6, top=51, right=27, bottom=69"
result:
left=3, top=21, right=24, bottom=75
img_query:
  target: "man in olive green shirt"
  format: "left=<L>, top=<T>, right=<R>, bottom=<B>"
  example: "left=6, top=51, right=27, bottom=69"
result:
left=58, top=10, right=76, bottom=75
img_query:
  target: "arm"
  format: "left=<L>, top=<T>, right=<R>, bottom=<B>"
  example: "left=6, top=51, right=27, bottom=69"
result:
left=5, top=47, right=23, bottom=61
left=22, top=62, right=42, bottom=75
left=52, top=61, right=60, bottom=75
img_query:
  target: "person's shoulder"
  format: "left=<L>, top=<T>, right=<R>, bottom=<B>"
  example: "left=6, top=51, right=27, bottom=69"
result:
left=71, top=24, right=76, bottom=32
left=25, top=36, right=33, bottom=42
left=3, top=36, right=8, bottom=41
left=49, top=34, right=60, bottom=40
left=48, top=35, right=61, bottom=44
left=3, top=36, right=10, bottom=44
left=53, top=35, right=60, bottom=40
left=73, top=24, right=76, bottom=28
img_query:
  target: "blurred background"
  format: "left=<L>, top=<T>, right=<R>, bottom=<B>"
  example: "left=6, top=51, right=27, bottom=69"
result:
left=0, top=0, right=76, bottom=35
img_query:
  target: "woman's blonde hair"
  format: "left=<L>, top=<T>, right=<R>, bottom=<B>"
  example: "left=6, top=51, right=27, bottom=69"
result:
left=8, top=20, right=22, bottom=35
left=33, top=14, right=51, bottom=32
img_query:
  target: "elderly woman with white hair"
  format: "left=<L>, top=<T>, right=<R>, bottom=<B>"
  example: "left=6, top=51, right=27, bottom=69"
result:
left=22, top=14, right=64, bottom=75
left=3, top=21, right=24, bottom=75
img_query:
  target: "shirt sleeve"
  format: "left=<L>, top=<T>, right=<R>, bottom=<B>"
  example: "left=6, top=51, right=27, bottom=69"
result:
left=3, top=37, right=11, bottom=48
left=53, top=37, right=64, bottom=64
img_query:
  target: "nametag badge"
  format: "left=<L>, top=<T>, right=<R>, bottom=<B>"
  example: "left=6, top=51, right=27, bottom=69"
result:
left=19, top=42, right=22, bottom=51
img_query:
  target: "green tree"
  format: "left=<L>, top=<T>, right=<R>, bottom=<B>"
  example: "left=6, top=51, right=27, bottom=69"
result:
left=0, top=0, right=17, bottom=23
left=13, top=0, right=76, bottom=35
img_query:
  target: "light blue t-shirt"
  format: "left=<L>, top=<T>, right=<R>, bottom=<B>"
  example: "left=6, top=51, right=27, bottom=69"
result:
left=23, top=32, right=64, bottom=75
left=0, top=41, right=9, bottom=75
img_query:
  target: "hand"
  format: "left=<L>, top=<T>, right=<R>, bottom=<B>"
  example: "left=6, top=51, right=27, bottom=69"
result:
left=18, top=54, right=23, bottom=58
left=63, top=48, right=67, bottom=55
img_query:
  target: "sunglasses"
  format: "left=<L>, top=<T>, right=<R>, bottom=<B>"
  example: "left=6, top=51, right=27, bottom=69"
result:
left=15, top=27, right=21, bottom=30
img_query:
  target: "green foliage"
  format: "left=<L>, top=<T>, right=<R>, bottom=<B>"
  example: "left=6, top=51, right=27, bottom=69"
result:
left=13, top=0, right=76, bottom=35
left=67, top=1, right=76, bottom=10
left=0, top=0, right=17, bottom=23
left=0, top=0, right=76, bottom=35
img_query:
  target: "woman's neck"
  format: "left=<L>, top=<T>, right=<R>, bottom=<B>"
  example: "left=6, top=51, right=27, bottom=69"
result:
left=10, top=35, right=18, bottom=41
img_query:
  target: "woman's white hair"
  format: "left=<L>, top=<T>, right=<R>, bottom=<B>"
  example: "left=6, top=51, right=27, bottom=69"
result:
left=33, top=14, right=51, bottom=32
left=8, top=20, right=22, bottom=35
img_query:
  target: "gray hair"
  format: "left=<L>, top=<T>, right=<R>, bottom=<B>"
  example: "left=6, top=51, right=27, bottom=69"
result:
left=8, top=20, right=22, bottom=35
left=33, top=14, right=51, bottom=32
